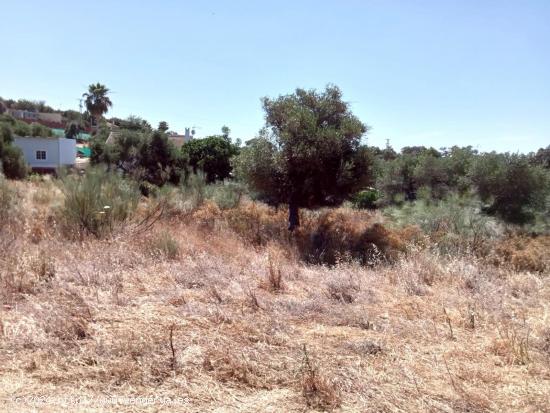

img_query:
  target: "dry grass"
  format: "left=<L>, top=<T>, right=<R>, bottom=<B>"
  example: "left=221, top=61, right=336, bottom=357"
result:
left=0, top=179, right=549, bottom=412
left=491, top=235, right=550, bottom=273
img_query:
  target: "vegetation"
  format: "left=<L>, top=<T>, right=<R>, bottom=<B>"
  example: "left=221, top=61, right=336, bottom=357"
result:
left=57, top=168, right=140, bottom=238
left=0, top=172, right=14, bottom=227
left=0, top=97, right=55, bottom=113
left=83, top=83, right=112, bottom=127
left=0, top=115, right=28, bottom=178
left=351, top=187, right=380, bottom=209
left=182, top=132, right=239, bottom=183
left=91, top=126, right=187, bottom=187
left=0, top=83, right=549, bottom=412
left=0, top=175, right=548, bottom=412
left=470, top=152, right=549, bottom=223
left=234, top=85, right=374, bottom=230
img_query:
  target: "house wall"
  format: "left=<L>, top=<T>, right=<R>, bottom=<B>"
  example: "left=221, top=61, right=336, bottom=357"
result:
left=59, top=138, right=76, bottom=165
left=38, top=112, right=63, bottom=123
left=13, top=137, right=76, bottom=169
left=7, top=109, right=39, bottom=121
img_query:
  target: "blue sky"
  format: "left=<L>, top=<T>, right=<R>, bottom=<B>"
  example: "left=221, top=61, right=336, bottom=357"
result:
left=1, top=0, right=548, bottom=152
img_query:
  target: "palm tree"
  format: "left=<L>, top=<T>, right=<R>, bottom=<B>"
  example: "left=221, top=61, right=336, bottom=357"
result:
left=82, top=83, right=112, bottom=129
left=158, top=121, right=169, bottom=133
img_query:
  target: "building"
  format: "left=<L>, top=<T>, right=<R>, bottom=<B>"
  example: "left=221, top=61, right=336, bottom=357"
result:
left=13, top=136, right=76, bottom=171
left=6, top=109, right=64, bottom=128
left=167, top=128, right=193, bottom=149
left=37, top=112, right=63, bottom=124
left=6, top=108, right=39, bottom=121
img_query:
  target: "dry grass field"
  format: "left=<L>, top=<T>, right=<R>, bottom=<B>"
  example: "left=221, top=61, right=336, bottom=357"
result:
left=1, top=178, right=549, bottom=412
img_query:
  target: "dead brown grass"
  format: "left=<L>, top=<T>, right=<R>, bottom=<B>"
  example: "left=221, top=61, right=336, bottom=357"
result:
left=0, top=180, right=549, bottom=412
left=491, top=235, right=550, bottom=273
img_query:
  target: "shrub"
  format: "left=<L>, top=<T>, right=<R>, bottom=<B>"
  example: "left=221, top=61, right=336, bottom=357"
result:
left=413, top=154, right=449, bottom=200
left=470, top=153, right=549, bottom=224
left=58, top=168, right=140, bottom=238
left=30, top=122, right=52, bottom=137
left=0, top=123, right=13, bottom=143
left=385, top=195, right=499, bottom=254
left=205, top=181, right=245, bottom=210
left=0, top=173, right=14, bottom=228
left=1, top=145, right=28, bottom=179
left=12, top=121, right=31, bottom=137
left=351, top=187, right=380, bottom=209
left=491, top=235, right=550, bottom=273
left=224, top=202, right=289, bottom=246
left=182, top=134, right=239, bottom=183
left=148, top=233, right=180, bottom=259
left=155, top=173, right=211, bottom=218
left=298, top=209, right=406, bottom=265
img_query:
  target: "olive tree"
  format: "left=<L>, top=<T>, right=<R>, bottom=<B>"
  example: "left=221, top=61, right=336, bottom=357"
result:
left=234, top=85, right=372, bottom=230
left=470, top=153, right=549, bottom=223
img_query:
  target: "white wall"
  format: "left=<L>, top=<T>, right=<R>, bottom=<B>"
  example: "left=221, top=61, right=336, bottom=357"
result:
left=59, top=138, right=76, bottom=165
left=38, top=112, right=63, bottom=123
left=13, top=137, right=76, bottom=169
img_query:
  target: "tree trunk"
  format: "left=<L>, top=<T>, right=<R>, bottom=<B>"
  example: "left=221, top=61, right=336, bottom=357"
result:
left=288, top=200, right=300, bottom=231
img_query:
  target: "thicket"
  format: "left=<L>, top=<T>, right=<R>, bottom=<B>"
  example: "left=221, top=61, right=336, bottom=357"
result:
left=0, top=115, right=28, bottom=178
left=373, top=145, right=549, bottom=225
left=57, top=168, right=140, bottom=239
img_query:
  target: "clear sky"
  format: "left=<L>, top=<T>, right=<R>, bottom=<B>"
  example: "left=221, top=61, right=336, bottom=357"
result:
left=1, top=0, right=549, bottom=152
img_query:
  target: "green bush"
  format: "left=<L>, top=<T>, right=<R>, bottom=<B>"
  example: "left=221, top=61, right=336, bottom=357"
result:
left=351, top=188, right=380, bottom=209
left=0, top=123, right=13, bottom=143
left=205, top=181, right=245, bottom=210
left=58, top=168, right=140, bottom=238
left=385, top=194, right=500, bottom=254
left=12, top=121, right=31, bottom=137
left=158, top=173, right=208, bottom=216
left=470, top=153, right=549, bottom=224
left=30, top=122, right=52, bottom=137
left=1, top=145, right=28, bottom=179
left=182, top=134, right=239, bottom=183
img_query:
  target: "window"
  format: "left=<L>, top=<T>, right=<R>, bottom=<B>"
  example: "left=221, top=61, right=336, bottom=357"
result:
left=36, top=150, right=47, bottom=160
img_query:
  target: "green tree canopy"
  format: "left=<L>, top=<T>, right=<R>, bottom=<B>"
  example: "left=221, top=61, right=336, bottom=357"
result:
left=83, top=83, right=112, bottom=126
left=182, top=135, right=239, bottom=183
left=158, top=121, right=169, bottom=133
left=234, top=85, right=372, bottom=230
left=470, top=153, right=549, bottom=223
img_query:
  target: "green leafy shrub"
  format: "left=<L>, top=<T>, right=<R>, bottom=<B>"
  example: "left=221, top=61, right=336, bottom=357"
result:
left=0, top=123, right=13, bottom=143
left=159, top=173, right=208, bottom=217
left=470, top=153, right=549, bottom=224
left=385, top=194, right=500, bottom=254
left=1, top=145, right=28, bottom=179
left=58, top=168, right=140, bottom=238
left=12, top=121, right=31, bottom=137
left=30, top=122, right=52, bottom=137
left=351, top=188, right=380, bottom=209
left=205, top=181, right=245, bottom=210
left=182, top=134, right=239, bottom=183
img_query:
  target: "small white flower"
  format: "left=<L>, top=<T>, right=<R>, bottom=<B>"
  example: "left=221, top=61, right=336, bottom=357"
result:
left=103, top=205, right=111, bottom=210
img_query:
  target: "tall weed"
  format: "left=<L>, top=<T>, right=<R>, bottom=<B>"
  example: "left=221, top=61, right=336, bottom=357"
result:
left=58, top=168, right=140, bottom=238
left=385, top=194, right=500, bottom=254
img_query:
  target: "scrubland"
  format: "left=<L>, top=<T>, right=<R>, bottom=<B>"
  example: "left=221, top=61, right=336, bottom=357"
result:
left=0, top=175, right=549, bottom=412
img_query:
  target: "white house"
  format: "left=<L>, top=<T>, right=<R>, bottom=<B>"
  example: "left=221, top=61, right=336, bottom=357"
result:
left=14, top=137, right=76, bottom=170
